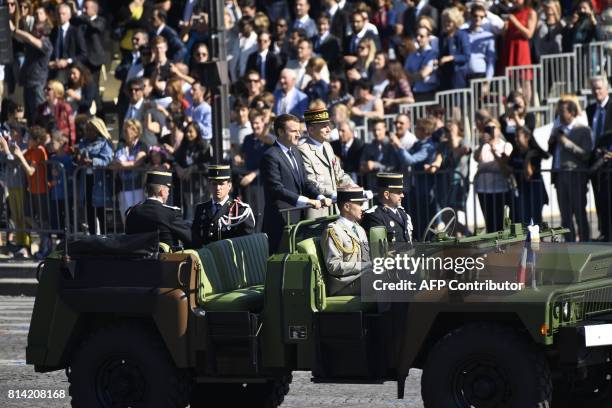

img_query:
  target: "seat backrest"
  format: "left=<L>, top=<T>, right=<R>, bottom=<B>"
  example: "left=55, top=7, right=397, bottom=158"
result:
left=232, top=233, right=269, bottom=287
left=206, top=239, right=244, bottom=291
left=296, top=237, right=327, bottom=310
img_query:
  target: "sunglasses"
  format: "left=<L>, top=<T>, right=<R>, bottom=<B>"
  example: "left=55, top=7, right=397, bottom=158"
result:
left=394, top=121, right=406, bottom=125
left=130, top=88, right=143, bottom=92
left=247, top=78, right=260, bottom=83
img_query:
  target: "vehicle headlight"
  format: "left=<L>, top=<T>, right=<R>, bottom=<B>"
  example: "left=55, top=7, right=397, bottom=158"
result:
left=562, top=301, right=572, bottom=322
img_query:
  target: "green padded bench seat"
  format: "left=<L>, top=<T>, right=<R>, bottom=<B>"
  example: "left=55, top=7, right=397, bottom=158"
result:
left=196, top=234, right=269, bottom=312
left=203, top=285, right=265, bottom=312
left=296, top=237, right=375, bottom=313
left=325, top=296, right=376, bottom=312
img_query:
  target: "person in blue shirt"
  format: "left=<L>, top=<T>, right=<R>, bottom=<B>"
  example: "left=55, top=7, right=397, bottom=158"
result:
left=404, top=26, right=439, bottom=102
left=465, top=3, right=496, bottom=82
left=390, top=117, right=438, bottom=239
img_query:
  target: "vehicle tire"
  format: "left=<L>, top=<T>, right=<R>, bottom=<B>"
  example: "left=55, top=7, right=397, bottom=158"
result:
left=553, top=352, right=612, bottom=408
left=190, top=374, right=292, bottom=408
left=421, top=323, right=552, bottom=408
left=68, top=322, right=190, bottom=408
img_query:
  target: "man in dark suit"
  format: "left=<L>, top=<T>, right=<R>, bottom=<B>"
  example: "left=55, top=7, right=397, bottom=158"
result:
left=323, top=0, right=350, bottom=40
left=261, top=114, right=332, bottom=253
left=115, top=29, right=149, bottom=124
left=246, top=31, right=283, bottom=92
left=331, top=121, right=364, bottom=176
left=399, top=0, right=439, bottom=38
left=549, top=100, right=593, bottom=242
left=126, top=171, right=192, bottom=247
left=343, top=10, right=381, bottom=65
left=73, top=0, right=106, bottom=115
left=587, top=76, right=612, bottom=241
left=313, top=14, right=344, bottom=74
left=49, top=3, right=85, bottom=83
left=150, top=8, right=187, bottom=63
left=191, top=165, right=255, bottom=248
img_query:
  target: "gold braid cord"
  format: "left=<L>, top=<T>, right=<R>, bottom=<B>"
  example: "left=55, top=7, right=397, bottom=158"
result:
left=328, top=227, right=359, bottom=255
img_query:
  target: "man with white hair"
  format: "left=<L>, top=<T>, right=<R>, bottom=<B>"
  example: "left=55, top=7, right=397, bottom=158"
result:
left=272, top=69, right=309, bottom=118
left=587, top=76, right=612, bottom=241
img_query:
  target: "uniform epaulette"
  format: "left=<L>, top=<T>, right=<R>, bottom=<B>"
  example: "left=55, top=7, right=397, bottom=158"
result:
left=365, top=205, right=378, bottom=214
left=163, top=204, right=181, bottom=211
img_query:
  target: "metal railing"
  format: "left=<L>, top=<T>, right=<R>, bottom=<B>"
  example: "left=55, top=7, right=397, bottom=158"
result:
left=0, top=158, right=71, bottom=253
left=574, top=42, right=611, bottom=95
left=71, top=166, right=211, bottom=236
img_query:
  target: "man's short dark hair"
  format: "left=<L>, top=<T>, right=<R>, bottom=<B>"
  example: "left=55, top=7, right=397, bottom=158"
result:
left=317, top=13, right=330, bottom=23
left=239, top=0, right=256, bottom=9
left=154, top=8, right=168, bottom=22
left=471, top=3, right=487, bottom=15
left=559, top=100, right=579, bottom=116
left=274, top=114, right=300, bottom=136
left=371, top=118, right=386, bottom=128
left=356, top=79, right=373, bottom=93
left=127, top=77, right=144, bottom=90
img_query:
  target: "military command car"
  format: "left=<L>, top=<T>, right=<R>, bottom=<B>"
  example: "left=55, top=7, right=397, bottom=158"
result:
left=26, top=216, right=612, bottom=407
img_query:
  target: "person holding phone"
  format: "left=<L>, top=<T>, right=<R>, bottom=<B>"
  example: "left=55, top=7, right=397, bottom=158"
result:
left=473, top=119, right=513, bottom=232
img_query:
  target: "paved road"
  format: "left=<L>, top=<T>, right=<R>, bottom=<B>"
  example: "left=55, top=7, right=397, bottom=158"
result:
left=0, top=296, right=424, bottom=408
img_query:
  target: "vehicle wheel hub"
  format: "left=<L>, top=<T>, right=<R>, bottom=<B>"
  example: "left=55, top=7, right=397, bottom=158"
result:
left=97, top=358, right=146, bottom=406
left=455, top=358, right=509, bottom=408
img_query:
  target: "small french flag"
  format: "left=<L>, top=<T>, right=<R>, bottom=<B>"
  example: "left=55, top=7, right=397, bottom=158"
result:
left=517, top=222, right=536, bottom=285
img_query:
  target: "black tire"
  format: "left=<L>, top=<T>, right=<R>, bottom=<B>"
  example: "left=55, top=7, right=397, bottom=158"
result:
left=190, top=374, right=292, bottom=408
left=421, top=323, right=552, bottom=408
left=553, top=352, right=612, bottom=408
left=68, top=322, right=190, bottom=408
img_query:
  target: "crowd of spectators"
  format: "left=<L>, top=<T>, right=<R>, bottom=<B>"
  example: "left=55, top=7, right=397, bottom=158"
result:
left=0, top=0, right=609, bottom=259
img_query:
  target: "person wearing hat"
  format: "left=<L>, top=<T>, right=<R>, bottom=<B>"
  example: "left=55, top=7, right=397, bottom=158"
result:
left=298, top=107, right=355, bottom=218
left=261, top=113, right=330, bottom=253
left=125, top=171, right=192, bottom=247
left=191, top=164, right=255, bottom=247
left=362, top=173, right=413, bottom=247
left=322, top=186, right=372, bottom=296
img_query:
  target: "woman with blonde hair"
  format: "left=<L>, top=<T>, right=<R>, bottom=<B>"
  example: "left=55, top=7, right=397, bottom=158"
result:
left=347, top=37, right=377, bottom=81
left=37, top=80, right=75, bottom=146
left=438, top=7, right=470, bottom=90
left=535, top=0, right=564, bottom=56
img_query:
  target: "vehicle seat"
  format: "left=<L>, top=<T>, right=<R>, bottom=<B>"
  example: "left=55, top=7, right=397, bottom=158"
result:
left=196, top=234, right=269, bottom=312
left=296, top=237, right=375, bottom=313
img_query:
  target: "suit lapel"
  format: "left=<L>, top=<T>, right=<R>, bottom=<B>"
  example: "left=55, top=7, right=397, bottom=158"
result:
left=275, top=144, right=301, bottom=188
left=308, top=140, right=331, bottom=169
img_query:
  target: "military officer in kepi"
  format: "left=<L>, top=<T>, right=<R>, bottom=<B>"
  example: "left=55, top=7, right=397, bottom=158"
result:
left=191, top=164, right=255, bottom=248
left=362, top=173, right=413, bottom=250
left=322, top=187, right=372, bottom=296
left=298, top=107, right=356, bottom=218
left=125, top=171, right=192, bottom=248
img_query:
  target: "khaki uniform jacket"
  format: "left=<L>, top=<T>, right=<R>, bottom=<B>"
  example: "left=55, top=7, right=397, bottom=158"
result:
left=298, top=137, right=354, bottom=218
left=322, top=217, right=372, bottom=296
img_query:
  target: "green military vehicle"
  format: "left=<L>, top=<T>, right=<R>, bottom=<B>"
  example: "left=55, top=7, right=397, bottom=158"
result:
left=26, top=215, right=612, bottom=407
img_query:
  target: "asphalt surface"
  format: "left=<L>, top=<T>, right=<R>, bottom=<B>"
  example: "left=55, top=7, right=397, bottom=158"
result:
left=0, top=296, right=424, bottom=408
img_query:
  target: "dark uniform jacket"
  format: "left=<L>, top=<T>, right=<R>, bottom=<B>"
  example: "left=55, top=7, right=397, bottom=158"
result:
left=191, top=198, right=255, bottom=248
left=362, top=205, right=413, bottom=244
left=125, top=198, right=192, bottom=247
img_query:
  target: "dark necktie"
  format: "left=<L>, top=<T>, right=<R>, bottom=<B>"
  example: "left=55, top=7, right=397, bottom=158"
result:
left=595, top=106, right=605, bottom=141
left=288, top=148, right=303, bottom=185
left=342, top=144, right=348, bottom=158
left=56, top=28, right=64, bottom=59
left=213, top=202, right=221, bottom=216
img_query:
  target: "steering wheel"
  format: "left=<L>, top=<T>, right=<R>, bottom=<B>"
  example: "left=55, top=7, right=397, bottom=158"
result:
left=421, top=207, right=457, bottom=242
